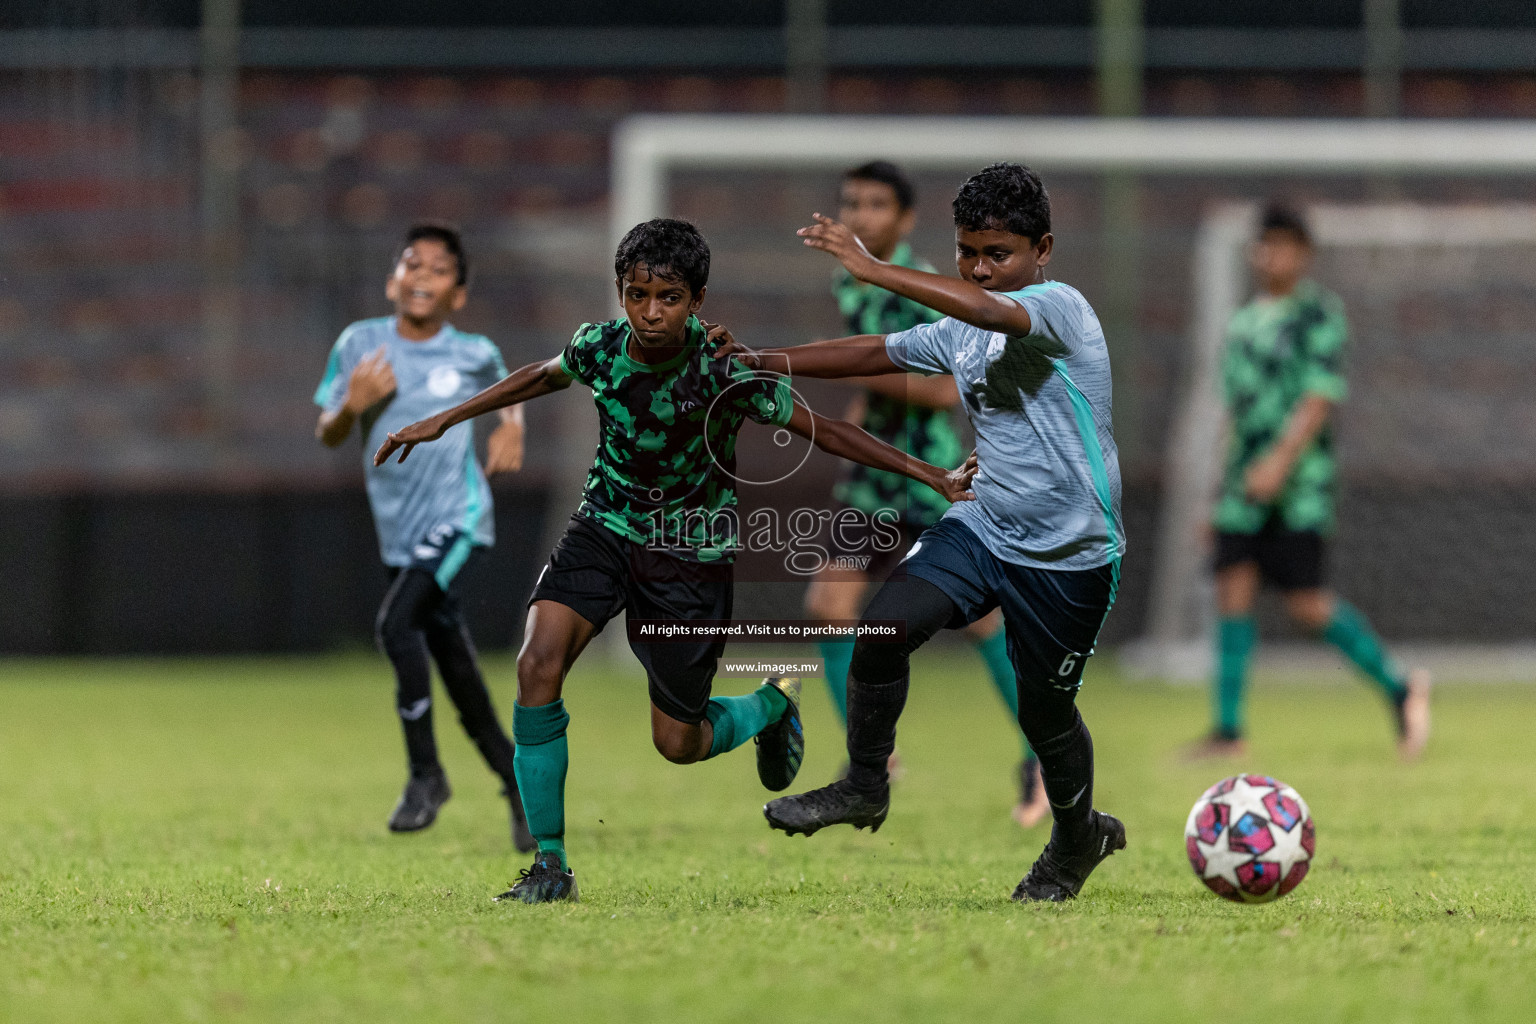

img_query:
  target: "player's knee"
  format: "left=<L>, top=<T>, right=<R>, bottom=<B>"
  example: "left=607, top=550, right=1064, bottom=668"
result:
left=849, top=635, right=908, bottom=687
left=803, top=586, right=834, bottom=621
left=651, top=727, right=703, bottom=765
left=804, top=582, right=857, bottom=623
left=1284, top=592, right=1333, bottom=632
left=514, top=646, right=564, bottom=705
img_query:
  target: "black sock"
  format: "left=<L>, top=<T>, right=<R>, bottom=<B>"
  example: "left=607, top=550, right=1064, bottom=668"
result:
left=1031, top=709, right=1095, bottom=843
left=842, top=576, right=958, bottom=798
left=845, top=671, right=908, bottom=797
left=428, top=617, right=518, bottom=786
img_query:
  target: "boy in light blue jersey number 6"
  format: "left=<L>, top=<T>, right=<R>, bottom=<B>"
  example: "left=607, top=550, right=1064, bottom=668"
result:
left=726, top=164, right=1128, bottom=903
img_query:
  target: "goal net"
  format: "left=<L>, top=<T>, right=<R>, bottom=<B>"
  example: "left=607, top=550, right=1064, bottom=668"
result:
left=610, top=116, right=1536, bottom=671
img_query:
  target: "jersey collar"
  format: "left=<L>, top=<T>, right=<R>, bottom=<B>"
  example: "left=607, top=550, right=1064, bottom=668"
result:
left=392, top=319, right=453, bottom=346
left=616, top=315, right=704, bottom=374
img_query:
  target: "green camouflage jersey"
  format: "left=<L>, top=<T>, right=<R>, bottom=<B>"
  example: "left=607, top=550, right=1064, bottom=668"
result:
left=831, top=242, right=962, bottom=528
left=1214, top=279, right=1349, bottom=535
left=560, top=314, right=794, bottom=562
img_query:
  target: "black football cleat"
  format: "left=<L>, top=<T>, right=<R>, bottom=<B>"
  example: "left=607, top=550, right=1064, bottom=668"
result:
left=764, top=778, right=889, bottom=837
left=387, top=769, right=451, bottom=832
left=1012, top=810, right=1127, bottom=902
left=493, top=852, right=578, bottom=904
left=754, top=677, right=804, bottom=792
left=503, top=783, right=536, bottom=854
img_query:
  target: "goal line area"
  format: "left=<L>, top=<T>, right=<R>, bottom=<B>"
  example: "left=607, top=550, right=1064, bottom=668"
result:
left=609, top=116, right=1536, bottom=681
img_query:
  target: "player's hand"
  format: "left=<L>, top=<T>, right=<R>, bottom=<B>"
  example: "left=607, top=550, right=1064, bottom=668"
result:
left=700, top=320, right=736, bottom=351
left=936, top=450, right=980, bottom=503
left=798, top=213, right=879, bottom=278
left=485, top=417, right=524, bottom=475
left=1243, top=452, right=1290, bottom=503
left=707, top=325, right=767, bottom=372
left=373, top=414, right=448, bottom=466
left=344, top=346, right=396, bottom=414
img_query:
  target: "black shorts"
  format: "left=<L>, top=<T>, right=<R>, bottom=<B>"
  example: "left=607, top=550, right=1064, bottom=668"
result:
left=1214, top=520, right=1326, bottom=591
left=901, top=517, right=1118, bottom=696
left=824, top=506, right=924, bottom=581
left=529, top=515, right=732, bottom=724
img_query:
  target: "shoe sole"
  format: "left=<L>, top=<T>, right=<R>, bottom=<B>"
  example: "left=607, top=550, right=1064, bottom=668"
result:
left=492, top=884, right=579, bottom=905
left=493, top=876, right=579, bottom=904
left=762, top=803, right=887, bottom=837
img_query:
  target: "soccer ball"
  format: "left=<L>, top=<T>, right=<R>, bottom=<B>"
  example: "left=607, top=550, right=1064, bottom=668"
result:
left=1185, top=774, right=1315, bottom=903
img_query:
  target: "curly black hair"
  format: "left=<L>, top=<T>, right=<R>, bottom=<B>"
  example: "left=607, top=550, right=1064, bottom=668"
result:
left=614, top=218, right=711, bottom=294
left=951, top=163, right=1051, bottom=244
left=400, top=222, right=468, bottom=286
left=1259, top=202, right=1312, bottom=247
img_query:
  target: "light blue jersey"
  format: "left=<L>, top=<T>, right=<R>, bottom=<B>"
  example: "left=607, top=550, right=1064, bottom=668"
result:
left=885, top=281, right=1123, bottom=571
left=314, top=317, right=509, bottom=571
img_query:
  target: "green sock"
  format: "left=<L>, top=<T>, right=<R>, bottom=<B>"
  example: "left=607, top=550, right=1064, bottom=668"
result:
left=973, top=628, right=1030, bottom=759
left=512, top=700, right=570, bottom=870
left=818, top=638, right=854, bottom=726
left=703, top=681, right=788, bottom=760
left=1215, top=616, right=1257, bottom=739
left=1323, top=601, right=1408, bottom=702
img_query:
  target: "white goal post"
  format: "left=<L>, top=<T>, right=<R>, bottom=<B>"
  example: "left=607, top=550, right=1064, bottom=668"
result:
left=609, top=116, right=1536, bottom=677
left=1136, top=200, right=1536, bottom=680
left=612, top=116, right=1536, bottom=251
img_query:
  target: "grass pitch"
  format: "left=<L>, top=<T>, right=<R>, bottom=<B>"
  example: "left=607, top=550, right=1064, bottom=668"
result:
left=1, top=650, right=1532, bottom=1023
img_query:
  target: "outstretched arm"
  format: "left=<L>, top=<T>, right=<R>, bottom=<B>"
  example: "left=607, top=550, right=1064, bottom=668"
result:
left=710, top=327, right=902, bottom=380
left=846, top=373, right=959, bottom=409
left=780, top=401, right=977, bottom=503
left=373, top=355, right=570, bottom=466
left=799, top=213, right=1034, bottom=336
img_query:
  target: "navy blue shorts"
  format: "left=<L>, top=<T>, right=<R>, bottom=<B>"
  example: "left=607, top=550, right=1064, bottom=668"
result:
left=901, top=517, right=1119, bottom=694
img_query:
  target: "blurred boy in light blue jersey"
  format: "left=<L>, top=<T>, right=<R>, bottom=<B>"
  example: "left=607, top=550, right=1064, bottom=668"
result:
left=805, top=160, right=1047, bottom=828
left=314, top=222, right=533, bottom=851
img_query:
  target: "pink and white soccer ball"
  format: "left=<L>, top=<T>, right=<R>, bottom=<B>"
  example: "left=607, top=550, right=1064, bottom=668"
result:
left=1185, top=774, right=1315, bottom=903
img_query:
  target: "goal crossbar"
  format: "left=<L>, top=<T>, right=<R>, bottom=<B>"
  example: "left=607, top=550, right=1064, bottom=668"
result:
left=613, top=115, right=1536, bottom=247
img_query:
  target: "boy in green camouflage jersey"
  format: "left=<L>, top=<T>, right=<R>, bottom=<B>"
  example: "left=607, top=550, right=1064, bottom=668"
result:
left=378, top=219, right=978, bottom=903
left=804, top=162, right=1049, bottom=828
left=1193, top=204, right=1430, bottom=761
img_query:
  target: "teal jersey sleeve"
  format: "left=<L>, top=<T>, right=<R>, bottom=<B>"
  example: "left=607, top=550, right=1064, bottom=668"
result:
left=1002, top=282, right=1079, bottom=358
left=313, top=322, right=368, bottom=411
left=466, top=335, right=509, bottom=391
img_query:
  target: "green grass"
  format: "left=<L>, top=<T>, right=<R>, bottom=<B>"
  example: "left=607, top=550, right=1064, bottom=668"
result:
left=1, top=651, right=1533, bottom=1023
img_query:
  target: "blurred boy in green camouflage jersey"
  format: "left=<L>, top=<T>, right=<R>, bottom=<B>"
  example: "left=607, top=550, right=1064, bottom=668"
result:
left=802, top=162, right=1048, bottom=827
left=1191, top=203, right=1430, bottom=761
